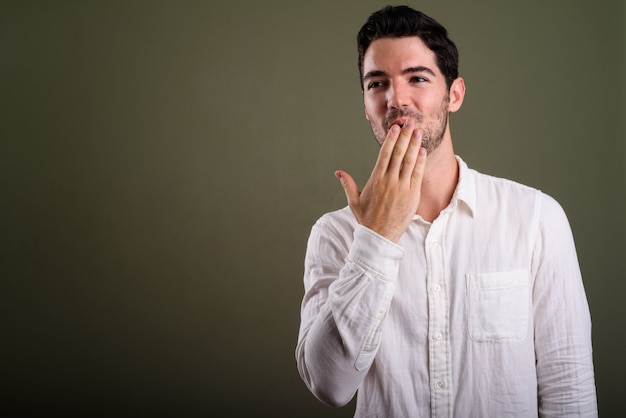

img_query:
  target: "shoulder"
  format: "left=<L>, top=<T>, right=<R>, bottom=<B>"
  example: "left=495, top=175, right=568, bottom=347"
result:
left=469, top=166, right=571, bottom=232
left=315, top=206, right=356, bottom=226
left=304, top=206, right=357, bottom=261
left=475, top=169, right=567, bottom=216
left=311, top=206, right=358, bottom=241
left=468, top=168, right=542, bottom=218
left=471, top=168, right=541, bottom=197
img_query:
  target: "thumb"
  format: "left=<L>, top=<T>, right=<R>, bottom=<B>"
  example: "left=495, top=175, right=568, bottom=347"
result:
left=335, top=170, right=360, bottom=208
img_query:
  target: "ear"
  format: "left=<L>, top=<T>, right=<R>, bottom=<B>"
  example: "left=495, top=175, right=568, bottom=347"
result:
left=448, top=77, right=466, bottom=113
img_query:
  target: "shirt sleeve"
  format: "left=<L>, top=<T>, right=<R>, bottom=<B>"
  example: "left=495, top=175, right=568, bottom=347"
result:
left=532, top=194, right=598, bottom=417
left=295, top=219, right=403, bottom=407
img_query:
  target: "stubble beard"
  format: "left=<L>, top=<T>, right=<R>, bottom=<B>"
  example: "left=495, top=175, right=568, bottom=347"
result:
left=371, top=94, right=450, bottom=155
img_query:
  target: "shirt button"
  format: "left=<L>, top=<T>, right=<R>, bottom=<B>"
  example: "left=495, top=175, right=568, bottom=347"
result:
left=433, top=284, right=441, bottom=293
left=435, top=333, right=443, bottom=341
left=435, top=381, right=445, bottom=389
left=431, top=240, right=439, bottom=247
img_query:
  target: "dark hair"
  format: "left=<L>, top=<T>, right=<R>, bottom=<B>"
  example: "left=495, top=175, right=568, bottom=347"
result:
left=357, top=5, right=459, bottom=90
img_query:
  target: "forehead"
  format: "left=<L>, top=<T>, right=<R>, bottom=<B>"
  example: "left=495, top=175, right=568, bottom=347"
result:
left=363, top=36, right=440, bottom=75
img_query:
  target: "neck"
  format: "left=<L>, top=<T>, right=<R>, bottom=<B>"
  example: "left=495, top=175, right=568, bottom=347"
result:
left=416, top=138, right=459, bottom=222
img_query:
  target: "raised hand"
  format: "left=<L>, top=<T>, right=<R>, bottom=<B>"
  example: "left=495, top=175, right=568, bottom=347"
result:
left=335, top=120, right=427, bottom=243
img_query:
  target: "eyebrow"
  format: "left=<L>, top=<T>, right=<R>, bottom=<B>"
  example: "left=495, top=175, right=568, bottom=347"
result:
left=362, top=66, right=437, bottom=83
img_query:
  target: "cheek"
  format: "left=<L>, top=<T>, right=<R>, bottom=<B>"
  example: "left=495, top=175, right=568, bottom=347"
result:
left=364, top=97, right=384, bottom=120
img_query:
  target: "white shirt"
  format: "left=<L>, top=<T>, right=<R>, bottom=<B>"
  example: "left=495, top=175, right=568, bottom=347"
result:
left=296, top=157, right=597, bottom=418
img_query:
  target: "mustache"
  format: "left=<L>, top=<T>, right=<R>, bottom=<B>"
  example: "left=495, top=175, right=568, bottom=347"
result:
left=383, top=109, right=423, bottom=130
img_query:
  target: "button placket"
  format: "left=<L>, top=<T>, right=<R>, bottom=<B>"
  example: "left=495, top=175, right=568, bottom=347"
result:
left=425, top=213, right=452, bottom=417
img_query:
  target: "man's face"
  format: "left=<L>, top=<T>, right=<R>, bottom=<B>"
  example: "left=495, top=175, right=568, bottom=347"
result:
left=362, top=36, right=451, bottom=154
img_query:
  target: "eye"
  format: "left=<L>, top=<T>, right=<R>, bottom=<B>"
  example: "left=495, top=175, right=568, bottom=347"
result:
left=410, top=76, right=428, bottom=83
left=367, top=80, right=386, bottom=90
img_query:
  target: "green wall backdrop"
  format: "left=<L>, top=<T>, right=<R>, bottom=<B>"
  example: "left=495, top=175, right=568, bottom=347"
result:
left=2, top=1, right=625, bottom=416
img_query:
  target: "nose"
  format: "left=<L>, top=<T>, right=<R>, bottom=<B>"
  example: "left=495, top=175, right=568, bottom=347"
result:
left=387, top=79, right=411, bottom=109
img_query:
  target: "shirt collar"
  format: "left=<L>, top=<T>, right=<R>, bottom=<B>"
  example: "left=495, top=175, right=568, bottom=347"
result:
left=412, top=155, right=477, bottom=222
left=451, top=155, right=476, bottom=217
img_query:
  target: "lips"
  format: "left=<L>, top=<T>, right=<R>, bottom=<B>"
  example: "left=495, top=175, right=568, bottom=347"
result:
left=384, top=110, right=421, bottom=131
left=390, top=118, right=407, bottom=129
left=394, top=118, right=406, bottom=127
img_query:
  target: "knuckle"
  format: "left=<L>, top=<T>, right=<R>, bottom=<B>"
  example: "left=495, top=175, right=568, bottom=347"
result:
left=392, top=146, right=404, bottom=159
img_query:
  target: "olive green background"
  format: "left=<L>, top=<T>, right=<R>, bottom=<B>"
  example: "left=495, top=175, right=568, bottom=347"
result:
left=2, top=0, right=624, bottom=416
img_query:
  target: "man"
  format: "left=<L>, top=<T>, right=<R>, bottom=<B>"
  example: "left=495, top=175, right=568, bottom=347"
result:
left=295, top=5, right=597, bottom=418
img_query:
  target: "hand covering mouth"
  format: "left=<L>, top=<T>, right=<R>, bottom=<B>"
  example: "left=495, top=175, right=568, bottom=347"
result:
left=384, top=110, right=421, bottom=130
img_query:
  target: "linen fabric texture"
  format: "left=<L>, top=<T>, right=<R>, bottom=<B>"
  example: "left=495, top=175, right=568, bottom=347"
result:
left=296, top=157, right=597, bottom=418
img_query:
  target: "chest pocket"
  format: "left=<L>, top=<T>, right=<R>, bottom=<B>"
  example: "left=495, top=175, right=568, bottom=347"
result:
left=466, top=269, right=530, bottom=343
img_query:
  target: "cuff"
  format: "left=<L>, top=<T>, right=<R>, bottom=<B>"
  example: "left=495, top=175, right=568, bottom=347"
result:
left=347, top=225, right=404, bottom=279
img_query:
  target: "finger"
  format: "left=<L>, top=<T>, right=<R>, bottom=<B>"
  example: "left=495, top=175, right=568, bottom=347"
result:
left=410, top=146, right=428, bottom=189
left=372, top=124, right=401, bottom=177
left=387, top=120, right=416, bottom=174
left=335, top=170, right=360, bottom=210
left=399, top=129, right=423, bottom=181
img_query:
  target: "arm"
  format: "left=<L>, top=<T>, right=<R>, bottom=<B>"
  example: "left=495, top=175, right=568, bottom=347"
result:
left=295, top=222, right=402, bottom=407
left=296, top=122, right=426, bottom=406
left=533, top=194, right=597, bottom=417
